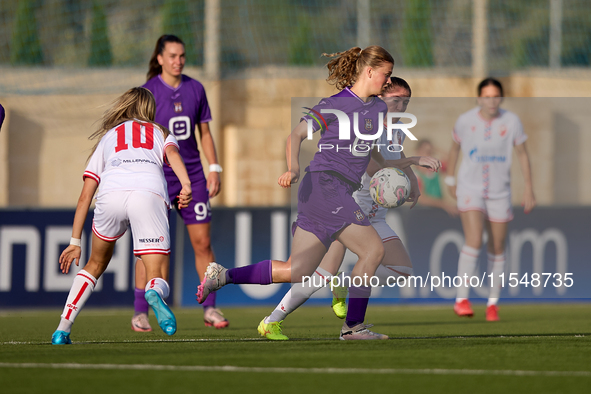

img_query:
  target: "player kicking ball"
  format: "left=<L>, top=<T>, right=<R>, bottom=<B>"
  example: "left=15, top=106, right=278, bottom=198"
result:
left=52, top=87, right=192, bottom=344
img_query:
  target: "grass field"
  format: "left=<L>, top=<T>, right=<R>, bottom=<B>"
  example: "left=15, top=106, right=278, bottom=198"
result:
left=1, top=303, right=590, bottom=394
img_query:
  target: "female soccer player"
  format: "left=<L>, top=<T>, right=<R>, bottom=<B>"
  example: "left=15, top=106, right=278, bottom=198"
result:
left=132, top=35, right=227, bottom=332
left=51, top=87, right=192, bottom=345
left=197, top=45, right=396, bottom=340
left=447, top=78, right=536, bottom=321
left=257, top=77, right=441, bottom=340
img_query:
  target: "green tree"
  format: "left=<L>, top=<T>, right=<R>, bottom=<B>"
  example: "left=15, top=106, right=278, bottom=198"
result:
left=88, top=1, right=112, bottom=67
left=402, top=0, right=433, bottom=67
left=161, top=0, right=196, bottom=65
left=10, top=0, right=43, bottom=65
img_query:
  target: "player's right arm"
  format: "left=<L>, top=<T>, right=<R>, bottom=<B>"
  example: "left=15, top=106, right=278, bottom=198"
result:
left=446, top=141, right=461, bottom=199
left=59, top=177, right=98, bottom=274
left=278, top=120, right=307, bottom=188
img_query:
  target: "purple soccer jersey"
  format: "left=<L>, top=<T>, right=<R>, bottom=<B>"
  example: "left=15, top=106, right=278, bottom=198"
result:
left=303, top=87, right=388, bottom=185
left=0, top=104, right=5, bottom=130
left=143, top=75, right=213, bottom=224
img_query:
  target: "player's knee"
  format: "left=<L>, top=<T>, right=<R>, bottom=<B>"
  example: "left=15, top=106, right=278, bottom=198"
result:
left=191, top=235, right=212, bottom=253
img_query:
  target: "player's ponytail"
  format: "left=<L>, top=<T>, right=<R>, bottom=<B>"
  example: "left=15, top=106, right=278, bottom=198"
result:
left=88, top=87, right=170, bottom=160
left=323, top=45, right=394, bottom=91
left=147, top=34, right=185, bottom=81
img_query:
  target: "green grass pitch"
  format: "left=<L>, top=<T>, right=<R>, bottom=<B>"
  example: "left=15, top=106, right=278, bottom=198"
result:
left=1, top=303, right=590, bottom=394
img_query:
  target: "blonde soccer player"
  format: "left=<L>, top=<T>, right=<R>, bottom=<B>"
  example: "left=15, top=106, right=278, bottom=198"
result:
left=52, top=87, right=192, bottom=344
left=447, top=78, right=536, bottom=321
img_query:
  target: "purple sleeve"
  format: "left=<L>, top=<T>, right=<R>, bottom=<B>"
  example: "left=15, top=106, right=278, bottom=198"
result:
left=0, top=104, right=5, bottom=130
left=194, top=81, right=212, bottom=124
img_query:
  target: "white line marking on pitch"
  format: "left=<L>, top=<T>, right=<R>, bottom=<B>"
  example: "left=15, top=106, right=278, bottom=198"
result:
left=0, top=363, right=589, bottom=377
left=1, top=334, right=586, bottom=346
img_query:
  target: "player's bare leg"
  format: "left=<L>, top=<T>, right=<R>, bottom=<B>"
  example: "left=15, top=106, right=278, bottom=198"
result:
left=455, top=210, right=485, bottom=317
left=484, top=220, right=509, bottom=321
left=132, top=258, right=152, bottom=332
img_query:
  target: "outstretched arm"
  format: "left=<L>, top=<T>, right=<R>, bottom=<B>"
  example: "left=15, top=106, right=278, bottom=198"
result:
left=278, top=120, right=307, bottom=188
left=59, top=178, right=98, bottom=274
left=166, top=145, right=193, bottom=209
left=514, top=141, right=536, bottom=213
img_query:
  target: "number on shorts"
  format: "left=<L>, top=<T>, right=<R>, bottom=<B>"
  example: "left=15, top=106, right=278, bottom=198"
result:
left=194, top=201, right=210, bottom=221
left=115, top=122, right=154, bottom=152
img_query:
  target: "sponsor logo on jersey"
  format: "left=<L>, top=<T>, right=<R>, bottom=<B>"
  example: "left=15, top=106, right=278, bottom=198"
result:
left=174, top=102, right=183, bottom=113
left=469, top=147, right=506, bottom=163
left=111, top=158, right=122, bottom=167
left=122, top=158, right=158, bottom=165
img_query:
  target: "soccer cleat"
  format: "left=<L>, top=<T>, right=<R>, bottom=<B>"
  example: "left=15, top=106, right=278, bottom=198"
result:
left=196, top=263, right=228, bottom=304
left=257, top=317, right=289, bottom=340
left=51, top=330, right=72, bottom=345
left=131, top=313, right=152, bottom=332
left=331, top=282, right=348, bottom=319
left=454, top=299, right=474, bottom=317
left=204, top=308, right=229, bottom=329
left=339, top=322, right=388, bottom=340
left=145, top=289, right=176, bottom=336
left=486, top=305, right=499, bottom=321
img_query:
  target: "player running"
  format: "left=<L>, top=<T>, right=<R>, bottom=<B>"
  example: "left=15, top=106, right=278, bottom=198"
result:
left=198, top=45, right=400, bottom=340
left=447, top=78, right=536, bottom=321
left=131, top=35, right=227, bottom=332
left=51, top=87, right=192, bottom=345
left=257, top=77, right=441, bottom=340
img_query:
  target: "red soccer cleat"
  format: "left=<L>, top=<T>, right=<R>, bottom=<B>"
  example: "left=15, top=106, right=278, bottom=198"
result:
left=486, top=305, right=499, bottom=321
left=454, top=299, right=474, bottom=317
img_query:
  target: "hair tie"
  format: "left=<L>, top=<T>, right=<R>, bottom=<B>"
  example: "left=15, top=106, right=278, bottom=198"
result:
left=358, top=49, right=363, bottom=56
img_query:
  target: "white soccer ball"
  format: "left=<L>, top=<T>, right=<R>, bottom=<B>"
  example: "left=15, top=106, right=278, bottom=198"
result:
left=369, top=167, right=411, bottom=208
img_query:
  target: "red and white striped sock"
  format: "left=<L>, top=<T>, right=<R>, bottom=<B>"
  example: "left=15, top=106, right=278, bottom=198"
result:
left=145, top=277, right=170, bottom=299
left=57, top=270, right=97, bottom=333
left=456, top=245, right=480, bottom=302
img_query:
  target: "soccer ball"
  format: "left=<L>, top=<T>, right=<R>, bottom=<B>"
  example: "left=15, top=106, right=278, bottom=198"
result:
left=369, top=167, right=411, bottom=208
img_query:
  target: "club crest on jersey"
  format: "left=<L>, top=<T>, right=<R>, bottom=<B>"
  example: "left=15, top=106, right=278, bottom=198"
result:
left=354, top=210, right=365, bottom=221
left=174, top=102, right=183, bottom=113
left=364, top=118, right=373, bottom=131
left=499, top=125, right=507, bottom=137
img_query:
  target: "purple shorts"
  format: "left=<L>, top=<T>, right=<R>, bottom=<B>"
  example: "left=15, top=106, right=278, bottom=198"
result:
left=166, top=166, right=211, bottom=225
left=293, top=171, right=371, bottom=250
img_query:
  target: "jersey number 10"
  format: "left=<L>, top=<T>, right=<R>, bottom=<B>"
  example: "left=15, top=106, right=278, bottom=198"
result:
left=115, top=122, right=154, bottom=152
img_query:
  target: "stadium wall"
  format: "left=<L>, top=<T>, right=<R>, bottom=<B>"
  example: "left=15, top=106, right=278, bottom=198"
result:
left=1, top=67, right=591, bottom=208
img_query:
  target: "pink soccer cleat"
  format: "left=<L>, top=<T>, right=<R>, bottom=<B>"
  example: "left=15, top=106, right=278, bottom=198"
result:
left=454, top=299, right=474, bottom=317
left=486, top=305, right=499, bottom=321
left=204, top=308, right=229, bottom=329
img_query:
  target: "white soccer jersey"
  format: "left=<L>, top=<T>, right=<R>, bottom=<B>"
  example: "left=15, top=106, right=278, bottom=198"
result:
left=84, top=120, right=179, bottom=206
left=453, top=107, right=527, bottom=199
left=355, top=127, right=406, bottom=224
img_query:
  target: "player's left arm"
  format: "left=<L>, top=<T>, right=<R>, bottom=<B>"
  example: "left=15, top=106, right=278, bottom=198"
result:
left=400, top=151, right=421, bottom=209
left=514, top=141, right=536, bottom=213
left=196, top=121, right=221, bottom=198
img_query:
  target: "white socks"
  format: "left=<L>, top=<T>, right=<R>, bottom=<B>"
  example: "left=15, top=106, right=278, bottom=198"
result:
left=58, top=270, right=97, bottom=333
left=266, top=267, right=332, bottom=323
left=145, top=277, right=170, bottom=299
left=487, top=252, right=505, bottom=306
left=456, top=245, right=479, bottom=302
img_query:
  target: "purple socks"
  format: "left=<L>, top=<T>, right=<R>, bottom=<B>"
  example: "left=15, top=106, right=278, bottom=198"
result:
left=225, top=260, right=273, bottom=285
left=202, top=290, right=216, bottom=311
left=134, top=288, right=149, bottom=315
left=345, top=286, right=371, bottom=327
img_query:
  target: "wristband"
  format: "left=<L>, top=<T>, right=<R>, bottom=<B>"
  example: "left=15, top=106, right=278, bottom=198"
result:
left=444, top=176, right=456, bottom=187
left=70, top=237, right=81, bottom=247
left=209, top=164, right=223, bottom=173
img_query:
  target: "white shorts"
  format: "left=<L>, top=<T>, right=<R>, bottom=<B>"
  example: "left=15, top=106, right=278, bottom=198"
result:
left=456, top=194, right=513, bottom=223
left=92, top=190, right=171, bottom=256
left=354, top=189, right=399, bottom=243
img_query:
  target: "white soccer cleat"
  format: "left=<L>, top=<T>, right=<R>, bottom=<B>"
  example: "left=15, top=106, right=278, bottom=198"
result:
left=131, top=313, right=152, bottom=332
left=339, top=322, right=388, bottom=340
left=204, top=308, right=229, bottom=329
left=196, top=263, right=228, bottom=304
